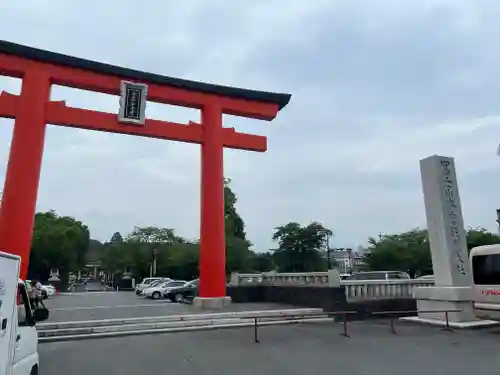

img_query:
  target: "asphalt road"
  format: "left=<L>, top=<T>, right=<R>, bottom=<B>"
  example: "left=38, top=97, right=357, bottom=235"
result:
left=43, top=292, right=302, bottom=322
left=40, top=320, right=500, bottom=375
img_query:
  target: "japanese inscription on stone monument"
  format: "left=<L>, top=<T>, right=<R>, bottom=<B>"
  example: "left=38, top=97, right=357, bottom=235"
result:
left=440, top=159, right=467, bottom=276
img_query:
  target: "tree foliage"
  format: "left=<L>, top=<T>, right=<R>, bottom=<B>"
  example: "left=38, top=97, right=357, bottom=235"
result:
left=28, top=210, right=90, bottom=281
left=251, top=252, right=275, bottom=272
left=97, top=178, right=255, bottom=281
left=272, top=221, right=332, bottom=272
left=224, top=178, right=254, bottom=273
left=466, top=227, right=500, bottom=250
left=32, top=178, right=500, bottom=284
left=363, top=227, right=500, bottom=277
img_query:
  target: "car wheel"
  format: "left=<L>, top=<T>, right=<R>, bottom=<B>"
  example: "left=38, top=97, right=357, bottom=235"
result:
left=42, top=291, right=48, bottom=300
left=174, top=293, right=184, bottom=303
left=152, top=291, right=161, bottom=299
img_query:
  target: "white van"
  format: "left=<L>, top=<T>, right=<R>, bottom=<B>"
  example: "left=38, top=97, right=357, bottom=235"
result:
left=0, top=251, right=48, bottom=375
left=470, top=244, right=500, bottom=321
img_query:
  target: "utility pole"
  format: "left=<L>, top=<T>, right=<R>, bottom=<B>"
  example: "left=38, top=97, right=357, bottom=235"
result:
left=325, top=232, right=333, bottom=269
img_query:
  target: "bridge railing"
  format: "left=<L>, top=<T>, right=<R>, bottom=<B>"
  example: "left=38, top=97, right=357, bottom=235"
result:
left=229, top=272, right=435, bottom=301
left=342, top=279, right=434, bottom=301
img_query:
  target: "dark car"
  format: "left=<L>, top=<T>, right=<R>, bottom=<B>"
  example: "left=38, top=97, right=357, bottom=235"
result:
left=163, top=279, right=198, bottom=302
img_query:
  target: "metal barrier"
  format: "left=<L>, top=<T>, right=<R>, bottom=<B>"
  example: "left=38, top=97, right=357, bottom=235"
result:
left=246, top=311, right=358, bottom=343
left=372, top=309, right=462, bottom=334
left=246, top=309, right=462, bottom=343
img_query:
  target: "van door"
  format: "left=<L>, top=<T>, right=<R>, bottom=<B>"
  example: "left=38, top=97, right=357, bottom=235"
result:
left=12, top=284, right=39, bottom=375
left=0, top=254, right=20, bottom=375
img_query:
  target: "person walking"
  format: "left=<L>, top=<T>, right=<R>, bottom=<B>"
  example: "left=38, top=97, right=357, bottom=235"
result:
left=34, top=280, right=47, bottom=309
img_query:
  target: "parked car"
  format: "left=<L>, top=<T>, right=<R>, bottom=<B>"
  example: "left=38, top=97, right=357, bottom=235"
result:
left=135, top=277, right=164, bottom=295
left=344, top=271, right=410, bottom=281
left=41, top=284, right=56, bottom=298
left=139, top=278, right=169, bottom=296
left=144, top=280, right=187, bottom=299
left=163, top=279, right=199, bottom=302
left=416, top=274, right=434, bottom=281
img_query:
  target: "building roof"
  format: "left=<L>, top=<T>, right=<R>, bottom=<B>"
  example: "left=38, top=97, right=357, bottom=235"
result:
left=0, top=40, right=291, bottom=110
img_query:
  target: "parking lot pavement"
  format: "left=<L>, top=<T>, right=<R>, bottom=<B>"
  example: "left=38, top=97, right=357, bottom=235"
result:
left=39, top=320, right=499, bottom=375
left=43, top=292, right=302, bottom=322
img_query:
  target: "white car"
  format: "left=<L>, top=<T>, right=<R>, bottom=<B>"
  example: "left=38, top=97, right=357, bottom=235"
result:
left=139, top=278, right=170, bottom=296
left=135, top=277, right=164, bottom=295
left=41, top=284, right=56, bottom=298
left=144, top=280, right=188, bottom=299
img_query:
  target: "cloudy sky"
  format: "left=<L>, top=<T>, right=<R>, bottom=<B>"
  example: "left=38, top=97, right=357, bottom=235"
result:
left=1, top=0, right=500, bottom=251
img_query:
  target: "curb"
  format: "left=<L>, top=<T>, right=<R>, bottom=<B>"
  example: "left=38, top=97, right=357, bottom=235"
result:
left=38, top=317, right=333, bottom=343
left=38, top=308, right=323, bottom=330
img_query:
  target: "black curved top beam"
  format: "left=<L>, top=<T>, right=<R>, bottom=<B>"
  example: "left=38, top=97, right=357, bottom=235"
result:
left=0, top=40, right=291, bottom=110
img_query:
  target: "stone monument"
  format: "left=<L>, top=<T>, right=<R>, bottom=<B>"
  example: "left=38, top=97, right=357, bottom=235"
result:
left=47, top=267, right=61, bottom=293
left=405, top=155, right=480, bottom=326
left=47, top=268, right=60, bottom=282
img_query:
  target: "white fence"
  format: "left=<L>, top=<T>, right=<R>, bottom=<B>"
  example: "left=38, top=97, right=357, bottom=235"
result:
left=230, top=272, right=434, bottom=301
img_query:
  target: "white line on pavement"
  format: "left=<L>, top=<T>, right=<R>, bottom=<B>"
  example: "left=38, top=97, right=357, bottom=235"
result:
left=58, top=292, right=119, bottom=295
left=51, top=304, right=167, bottom=311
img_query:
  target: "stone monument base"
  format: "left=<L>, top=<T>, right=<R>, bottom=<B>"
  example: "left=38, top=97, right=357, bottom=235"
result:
left=400, top=286, right=498, bottom=328
left=193, top=296, right=232, bottom=309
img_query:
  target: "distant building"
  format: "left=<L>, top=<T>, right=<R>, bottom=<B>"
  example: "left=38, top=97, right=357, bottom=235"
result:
left=330, top=245, right=369, bottom=273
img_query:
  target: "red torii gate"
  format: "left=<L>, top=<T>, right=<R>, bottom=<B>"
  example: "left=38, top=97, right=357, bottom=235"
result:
left=0, top=40, right=290, bottom=307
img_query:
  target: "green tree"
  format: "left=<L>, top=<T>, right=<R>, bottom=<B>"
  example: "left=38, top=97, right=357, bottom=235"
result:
left=363, top=229, right=431, bottom=277
left=224, top=178, right=247, bottom=241
left=272, top=222, right=331, bottom=272
left=29, top=210, right=90, bottom=282
left=251, top=251, right=275, bottom=272
left=363, top=227, right=500, bottom=277
left=101, top=226, right=194, bottom=280
left=98, top=178, right=257, bottom=280
left=223, top=178, right=253, bottom=274
left=100, top=241, right=128, bottom=279
left=466, top=227, right=500, bottom=251
left=109, top=232, right=124, bottom=244
left=158, top=242, right=200, bottom=281
left=126, top=226, right=183, bottom=245
left=85, top=239, right=104, bottom=265
left=226, top=236, right=253, bottom=273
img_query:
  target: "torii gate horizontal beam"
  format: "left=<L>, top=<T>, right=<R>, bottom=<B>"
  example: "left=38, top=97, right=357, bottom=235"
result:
left=0, top=92, right=267, bottom=152
left=0, top=40, right=291, bottom=120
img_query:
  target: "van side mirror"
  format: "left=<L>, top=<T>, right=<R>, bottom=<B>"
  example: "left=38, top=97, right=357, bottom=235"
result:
left=32, top=307, right=49, bottom=323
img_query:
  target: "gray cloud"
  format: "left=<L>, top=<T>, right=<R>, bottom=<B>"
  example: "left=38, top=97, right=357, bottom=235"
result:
left=1, top=0, right=500, bottom=251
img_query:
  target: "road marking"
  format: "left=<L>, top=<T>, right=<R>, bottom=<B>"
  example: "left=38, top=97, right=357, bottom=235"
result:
left=59, top=292, right=119, bottom=295
left=51, top=303, right=168, bottom=311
